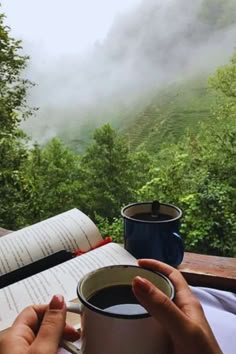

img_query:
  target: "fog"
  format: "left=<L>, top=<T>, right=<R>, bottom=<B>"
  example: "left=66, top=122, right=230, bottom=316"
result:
left=2, top=0, right=236, bottom=144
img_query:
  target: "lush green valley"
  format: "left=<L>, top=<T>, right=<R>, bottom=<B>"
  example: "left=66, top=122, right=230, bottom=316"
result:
left=1, top=1, right=236, bottom=257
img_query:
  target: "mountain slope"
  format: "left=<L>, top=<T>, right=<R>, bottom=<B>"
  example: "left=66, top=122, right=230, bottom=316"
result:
left=121, top=77, right=216, bottom=152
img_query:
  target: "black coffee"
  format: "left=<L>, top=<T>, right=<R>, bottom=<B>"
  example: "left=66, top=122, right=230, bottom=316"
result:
left=88, top=285, right=146, bottom=315
left=132, top=212, right=172, bottom=221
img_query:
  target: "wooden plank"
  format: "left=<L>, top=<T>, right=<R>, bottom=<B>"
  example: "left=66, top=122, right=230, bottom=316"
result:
left=178, top=252, right=236, bottom=292
left=0, top=227, right=12, bottom=237
left=118, top=244, right=236, bottom=292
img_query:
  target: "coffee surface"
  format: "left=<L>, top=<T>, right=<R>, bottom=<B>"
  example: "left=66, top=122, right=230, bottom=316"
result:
left=88, top=285, right=146, bottom=315
left=132, top=212, right=172, bottom=221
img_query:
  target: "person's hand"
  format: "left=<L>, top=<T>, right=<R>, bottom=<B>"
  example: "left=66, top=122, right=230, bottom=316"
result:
left=0, top=294, right=80, bottom=354
left=132, top=259, right=223, bottom=354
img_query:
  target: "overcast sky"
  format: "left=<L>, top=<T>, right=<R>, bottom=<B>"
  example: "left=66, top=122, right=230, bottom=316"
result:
left=1, top=0, right=141, bottom=57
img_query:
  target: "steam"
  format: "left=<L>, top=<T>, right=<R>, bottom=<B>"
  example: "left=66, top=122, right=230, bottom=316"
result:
left=20, top=0, right=236, bottom=145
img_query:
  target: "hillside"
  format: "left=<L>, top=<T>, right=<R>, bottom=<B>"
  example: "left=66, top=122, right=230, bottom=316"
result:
left=120, top=77, right=216, bottom=153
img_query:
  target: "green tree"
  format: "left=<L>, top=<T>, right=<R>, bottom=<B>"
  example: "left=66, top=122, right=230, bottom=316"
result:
left=131, top=146, right=153, bottom=192
left=79, top=124, right=136, bottom=221
left=19, top=138, right=82, bottom=226
left=209, top=53, right=236, bottom=99
left=0, top=11, right=34, bottom=229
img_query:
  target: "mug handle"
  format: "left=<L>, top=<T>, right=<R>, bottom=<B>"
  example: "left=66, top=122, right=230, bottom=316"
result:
left=66, top=302, right=82, bottom=314
left=166, top=232, right=184, bottom=267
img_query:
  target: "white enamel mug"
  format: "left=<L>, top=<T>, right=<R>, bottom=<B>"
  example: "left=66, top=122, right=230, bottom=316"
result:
left=67, top=265, right=174, bottom=354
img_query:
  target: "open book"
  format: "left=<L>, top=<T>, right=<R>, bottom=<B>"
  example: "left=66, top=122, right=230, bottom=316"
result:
left=0, top=208, right=137, bottom=332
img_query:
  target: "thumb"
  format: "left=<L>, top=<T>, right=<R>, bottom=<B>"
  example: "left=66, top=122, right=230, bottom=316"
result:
left=132, top=276, right=190, bottom=334
left=32, top=295, right=66, bottom=354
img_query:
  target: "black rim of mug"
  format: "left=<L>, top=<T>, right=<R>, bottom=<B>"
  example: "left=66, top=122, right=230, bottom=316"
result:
left=76, top=265, right=175, bottom=319
left=121, top=202, right=182, bottom=223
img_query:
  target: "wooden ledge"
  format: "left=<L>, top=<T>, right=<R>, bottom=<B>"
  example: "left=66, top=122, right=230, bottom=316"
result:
left=0, top=227, right=12, bottom=237
left=178, top=252, right=236, bottom=293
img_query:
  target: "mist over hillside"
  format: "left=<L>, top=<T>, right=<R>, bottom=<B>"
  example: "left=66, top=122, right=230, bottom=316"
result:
left=21, top=0, right=236, bottom=145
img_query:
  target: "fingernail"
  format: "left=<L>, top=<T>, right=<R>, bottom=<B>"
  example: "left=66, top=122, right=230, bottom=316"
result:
left=133, top=276, right=151, bottom=293
left=49, top=294, right=65, bottom=310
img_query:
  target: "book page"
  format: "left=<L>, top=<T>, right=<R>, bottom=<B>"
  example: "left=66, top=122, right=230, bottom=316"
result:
left=0, top=243, right=137, bottom=331
left=0, top=208, right=103, bottom=275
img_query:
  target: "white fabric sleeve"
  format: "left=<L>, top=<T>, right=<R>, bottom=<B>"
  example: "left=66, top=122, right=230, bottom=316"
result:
left=191, top=287, right=236, bottom=354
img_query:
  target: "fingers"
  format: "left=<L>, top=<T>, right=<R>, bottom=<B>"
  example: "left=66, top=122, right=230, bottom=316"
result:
left=12, top=298, right=80, bottom=343
left=12, top=304, right=47, bottom=329
left=138, top=259, right=178, bottom=276
left=10, top=304, right=48, bottom=344
left=137, top=259, right=206, bottom=323
left=63, top=323, right=80, bottom=342
left=133, top=276, right=222, bottom=354
left=138, top=259, right=190, bottom=291
left=6, top=296, right=79, bottom=354
left=137, top=259, right=194, bottom=302
left=32, top=295, right=66, bottom=354
left=132, top=276, right=190, bottom=335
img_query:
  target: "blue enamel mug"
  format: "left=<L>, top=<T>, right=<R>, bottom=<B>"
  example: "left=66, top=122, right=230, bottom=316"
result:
left=121, top=201, right=184, bottom=266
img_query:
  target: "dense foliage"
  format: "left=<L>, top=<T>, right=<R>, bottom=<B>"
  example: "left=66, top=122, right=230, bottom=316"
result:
left=0, top=10, right=235, bottom=256
left=0, top=12, right=34, bottom=228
